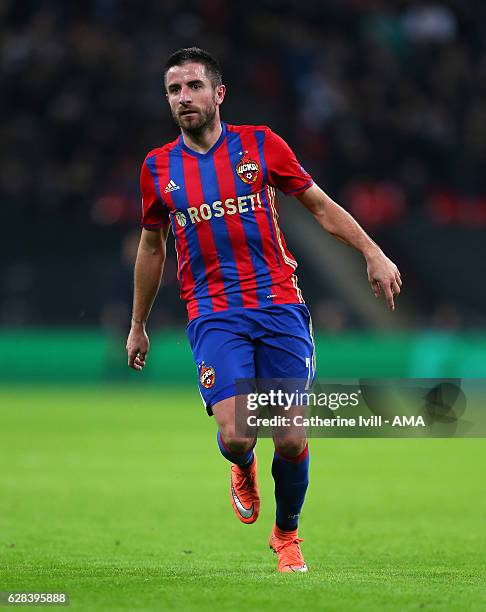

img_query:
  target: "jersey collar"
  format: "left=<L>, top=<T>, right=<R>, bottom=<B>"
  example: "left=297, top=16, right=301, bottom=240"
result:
left=179, top=122, right=227, bottom=158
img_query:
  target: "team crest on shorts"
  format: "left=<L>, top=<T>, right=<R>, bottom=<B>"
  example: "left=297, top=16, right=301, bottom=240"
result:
left=236, top=155, right=260, bottom=185
left=199, top=363, right=216, bottom=389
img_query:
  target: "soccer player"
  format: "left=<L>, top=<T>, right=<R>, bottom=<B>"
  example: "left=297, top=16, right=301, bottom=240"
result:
left=126, top=47, right=401, bottom=573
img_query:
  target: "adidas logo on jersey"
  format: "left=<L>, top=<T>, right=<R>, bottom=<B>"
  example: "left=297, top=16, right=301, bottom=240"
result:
left=164, top=179, right=180, bottom=193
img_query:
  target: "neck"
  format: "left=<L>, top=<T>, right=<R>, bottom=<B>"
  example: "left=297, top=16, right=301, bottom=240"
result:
left=181, top=116, right=222, bottom=154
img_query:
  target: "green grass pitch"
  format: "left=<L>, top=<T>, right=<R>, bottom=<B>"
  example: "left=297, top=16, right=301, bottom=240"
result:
left=1, top=386, right=485, bottom=611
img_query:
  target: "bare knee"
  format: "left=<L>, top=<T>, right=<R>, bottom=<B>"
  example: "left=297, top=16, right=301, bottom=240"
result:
left=274, top=437, right=307, bottom=458
left=213, top=395, right=255, bottom=453
left=219, top=428, right=255, bottom=454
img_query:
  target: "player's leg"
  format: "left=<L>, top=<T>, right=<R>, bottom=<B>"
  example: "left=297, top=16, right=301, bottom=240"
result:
left=269, top=414, right=310, bottom=572
left=212, top=396, right=260, bottom=524
left=271, top=408, right=309, bottom=533
left=253, top=303, right=315, bottom=571
left=213, top=395, right=255, bottom=467
left=185, top=312, right=260, bottom=523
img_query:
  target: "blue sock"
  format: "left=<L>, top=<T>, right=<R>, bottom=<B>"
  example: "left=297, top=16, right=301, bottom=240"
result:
left=272, top=443, right=309, bottom=531
left=217, top=431, right=254, bottom=468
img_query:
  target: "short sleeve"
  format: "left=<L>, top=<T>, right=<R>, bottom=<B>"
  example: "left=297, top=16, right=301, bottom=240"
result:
left=264, top=128, right=313, bottom=195
left=140, top=158, right=170, bottom=228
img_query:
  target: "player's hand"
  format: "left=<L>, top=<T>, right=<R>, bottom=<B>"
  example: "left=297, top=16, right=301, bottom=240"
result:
left=126, top=324, right=150, bottom=371
left=366, top=249, right=402, bottom=311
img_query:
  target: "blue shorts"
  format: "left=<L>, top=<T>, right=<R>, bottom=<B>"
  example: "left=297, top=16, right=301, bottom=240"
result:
left=185, top=304, right=316, bottom=415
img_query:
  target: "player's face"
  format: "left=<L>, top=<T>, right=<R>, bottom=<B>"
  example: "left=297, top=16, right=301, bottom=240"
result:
left=165, top=62, right=225, bottom=134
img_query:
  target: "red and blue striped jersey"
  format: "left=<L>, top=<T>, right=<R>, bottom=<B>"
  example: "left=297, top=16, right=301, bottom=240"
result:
left=140, top=122, right=313, bottom=320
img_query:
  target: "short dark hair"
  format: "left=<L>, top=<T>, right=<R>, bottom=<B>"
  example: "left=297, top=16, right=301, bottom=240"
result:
left=164, top=47, right=223, bottom=89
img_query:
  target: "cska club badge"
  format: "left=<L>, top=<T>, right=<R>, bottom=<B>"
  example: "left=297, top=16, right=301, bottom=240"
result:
left=236, top=155, right=260, bottom=185
left=199, top=363, right=216, bottom=389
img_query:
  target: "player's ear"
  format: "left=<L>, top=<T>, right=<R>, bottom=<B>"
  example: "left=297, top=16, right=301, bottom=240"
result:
left=215, top=84, right=226, bottom=105
left=163, top=75, right=169, bottom=102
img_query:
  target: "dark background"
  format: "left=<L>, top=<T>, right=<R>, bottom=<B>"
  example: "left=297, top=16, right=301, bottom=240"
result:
left=1, top=0, right=484, bottom=331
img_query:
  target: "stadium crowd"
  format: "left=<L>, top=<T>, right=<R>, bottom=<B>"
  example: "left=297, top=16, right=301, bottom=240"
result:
left=1, top=0, right=484, bottom=327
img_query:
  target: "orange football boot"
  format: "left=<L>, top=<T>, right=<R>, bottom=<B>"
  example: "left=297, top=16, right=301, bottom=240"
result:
left=269, top=524, right=308, bottom=572
left=229, top=453, right=260, bottom=524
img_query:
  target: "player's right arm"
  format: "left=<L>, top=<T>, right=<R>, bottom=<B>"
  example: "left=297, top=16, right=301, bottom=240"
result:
left=126, top=225, right=169, bottom=371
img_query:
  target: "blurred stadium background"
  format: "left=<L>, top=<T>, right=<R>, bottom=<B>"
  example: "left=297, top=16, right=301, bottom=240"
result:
left=1, top=0, right=485, bottom=383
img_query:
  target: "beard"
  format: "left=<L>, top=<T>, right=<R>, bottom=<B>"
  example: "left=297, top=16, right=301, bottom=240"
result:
left=172, top=100, right=218, bottom=136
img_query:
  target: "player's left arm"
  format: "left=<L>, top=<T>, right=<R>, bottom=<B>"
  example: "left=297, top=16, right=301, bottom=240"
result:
left=296, top=183, right=402, bottom=311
